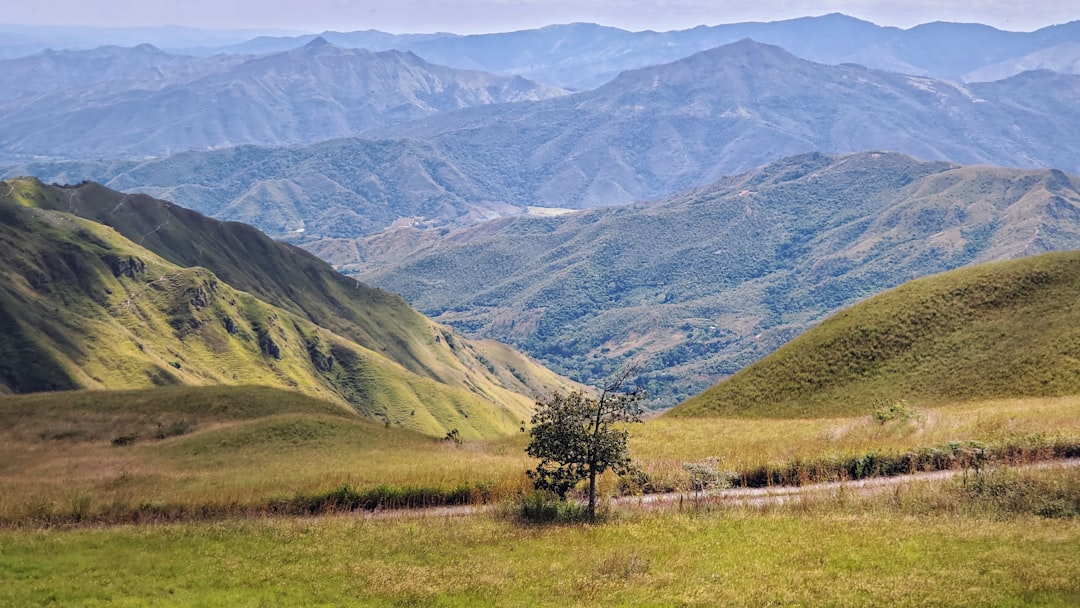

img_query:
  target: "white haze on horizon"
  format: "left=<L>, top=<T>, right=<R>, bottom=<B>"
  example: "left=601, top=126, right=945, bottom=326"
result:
left=3, top=0, right=1075, bottom=35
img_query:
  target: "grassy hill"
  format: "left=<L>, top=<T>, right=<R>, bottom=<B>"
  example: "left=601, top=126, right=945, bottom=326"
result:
left=0, top=178, right=578, bottom=437
left=669, top=251, right=1080, bottom=418
left=0, top=384, right=534, bottom=524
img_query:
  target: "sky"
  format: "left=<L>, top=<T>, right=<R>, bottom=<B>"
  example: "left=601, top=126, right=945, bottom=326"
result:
left=3, top=0, right=1075, bottom=34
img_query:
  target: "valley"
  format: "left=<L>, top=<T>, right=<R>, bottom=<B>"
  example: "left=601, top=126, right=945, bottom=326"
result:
left=3, top=8, right=1080, bottom=606
left=358, top=154, right=1080, bottom=405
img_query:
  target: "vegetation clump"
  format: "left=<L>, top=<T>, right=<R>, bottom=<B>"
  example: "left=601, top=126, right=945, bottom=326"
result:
left=683, top=457, right=738, bottom=493
left=516, top=490, right=589, bottom=524
left=872, top=399, right=920, bottom=425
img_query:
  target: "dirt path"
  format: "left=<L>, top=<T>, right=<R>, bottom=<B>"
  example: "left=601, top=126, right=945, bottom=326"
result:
left=355, top=458, right=1080, bottom=520
left=618, top=457, right=1080, bottom=511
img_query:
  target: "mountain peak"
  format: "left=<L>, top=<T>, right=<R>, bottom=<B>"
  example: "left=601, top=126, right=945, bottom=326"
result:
left=303, top=36, right=335, bottom=50
left=655, top=38, right=804, bottom=71
left=709, top=38, right=799, bottom=60
left=600, top=38, right=803, bottom=92
left=130, top=42, right=170, bottom=57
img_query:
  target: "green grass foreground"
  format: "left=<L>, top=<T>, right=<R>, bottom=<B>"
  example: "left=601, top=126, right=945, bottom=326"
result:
left=2, top=391, right=1080, bottom=606
left=3, top=497, right=1079, bottom=607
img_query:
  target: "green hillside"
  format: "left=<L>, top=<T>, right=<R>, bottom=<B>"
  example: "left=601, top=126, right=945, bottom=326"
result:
left=670, top=251, right=1080, bottom=418
left=0, top=178, right=578, bottom=437
left=0, top=385, right=356, bottom=437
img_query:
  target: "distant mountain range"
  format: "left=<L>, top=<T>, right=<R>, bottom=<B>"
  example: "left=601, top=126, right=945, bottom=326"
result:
left=0, top=38, right=564, bottom=161
left=670, top=250, right=1080, bottom=418
left=0, top=177, right=578, bottom=437
left=194, top=14, right=1080, bottom=88
left=11, top=39, right=1080, bottom=239
left=5, top=16, right=1080, bottom=89
left=354, top=152, right=1080, bottom=406
left=0, top=44, right=251, bottom=101
left=0, top=23, right=300, bottom=59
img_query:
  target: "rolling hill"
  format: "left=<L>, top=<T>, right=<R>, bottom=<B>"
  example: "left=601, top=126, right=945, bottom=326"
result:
left=0, top=38, right=565, bottom=162
left=0, top=177, right=578, bottom=437
left=6, top=138, right=521, bottom=237
left=669, top=251, right=1080, bottom=418
left=355, top=152, right=1080, bottom=406
left=12, top=39, right=1080, bottom=240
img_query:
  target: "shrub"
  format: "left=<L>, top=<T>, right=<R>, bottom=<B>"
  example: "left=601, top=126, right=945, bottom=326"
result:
left=154, top=418, right=195, bottom=440
left=872, top=399, right=920, bottom=424
left=111, top=433, right=138, bottom=447
left=516, top=490, right=588, bottom=524
left=683, top=457, right=737, bottom=492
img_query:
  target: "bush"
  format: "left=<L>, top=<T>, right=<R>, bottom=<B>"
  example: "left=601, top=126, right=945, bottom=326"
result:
left=872, top=399, right=920, bottom=424
left=516, top=490, right=589, bottom=524
left=111, top=433, right=138, bottom=447
left=443, top=428, right=462, bottom=444
left=154, top=418, right=195, bottom=440
left=683, top=457, right=737, bottom=492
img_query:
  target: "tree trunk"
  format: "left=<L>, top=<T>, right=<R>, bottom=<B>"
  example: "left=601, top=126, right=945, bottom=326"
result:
left=588, top=467, right=597, bottom=521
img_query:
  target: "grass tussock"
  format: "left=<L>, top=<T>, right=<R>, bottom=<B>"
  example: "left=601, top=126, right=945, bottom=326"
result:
left=12, top=481, right=498, bottom=528
left=274, top=482, right=494, bottom=515
left=515, top=490, right=591, bottom=524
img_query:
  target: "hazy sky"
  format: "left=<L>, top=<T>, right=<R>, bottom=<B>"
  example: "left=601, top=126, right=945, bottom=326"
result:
left=4, top=0, right=1075, bottom=34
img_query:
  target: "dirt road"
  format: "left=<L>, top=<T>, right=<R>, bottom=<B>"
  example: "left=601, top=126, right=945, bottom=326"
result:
left=617, top=457, right=1080, bottom=510
left=356, top=458, right=1080, bottom=520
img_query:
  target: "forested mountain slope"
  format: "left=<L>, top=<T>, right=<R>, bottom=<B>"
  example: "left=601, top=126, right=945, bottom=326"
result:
left=358, top=153, right=1080, bottom=405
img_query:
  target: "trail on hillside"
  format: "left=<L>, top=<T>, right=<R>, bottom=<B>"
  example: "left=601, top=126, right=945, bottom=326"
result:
left=354, top=458, right=1080, bottom=520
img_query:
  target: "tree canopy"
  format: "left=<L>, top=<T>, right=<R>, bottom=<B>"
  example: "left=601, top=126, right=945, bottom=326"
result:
left=525, top=372, right=645, bottom=520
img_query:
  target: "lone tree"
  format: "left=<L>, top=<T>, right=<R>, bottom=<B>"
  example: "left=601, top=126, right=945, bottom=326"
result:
left=525, top=370, right=645, bottom=521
